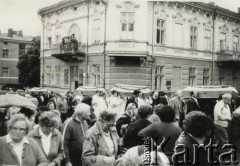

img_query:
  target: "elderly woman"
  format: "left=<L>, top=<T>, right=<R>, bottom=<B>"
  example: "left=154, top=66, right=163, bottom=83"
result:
left=28, top=112, right=64, bottom=166
left=116, top=102, right=137, bottom=138
left=0, top=114, right=48, bottom=166
left=82, top=110, right=120, bottom=166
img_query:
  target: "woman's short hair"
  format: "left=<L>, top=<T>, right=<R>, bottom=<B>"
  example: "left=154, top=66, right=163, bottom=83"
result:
left=125, top=102, right=137, bottom=112
left=137, top=104, right=152, bottom=119
left=47, top=102, right=54, bottom=108
left=18, top=107, right=34, bottom=119
left=38, top=111, right=58, bottom=127
left=82, top=96, right=93, bottom=106
left=98, top=110, right=117, bottom=122
left=183, top=111, right=213, bottom=138
left=155, top=105, right=175, bottom=123
left=7, top=114, right=32, bottom=134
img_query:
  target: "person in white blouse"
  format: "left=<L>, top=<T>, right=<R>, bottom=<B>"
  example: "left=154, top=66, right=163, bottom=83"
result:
left=0, top=114, right=48, bottom=166
left=28, top=112, right=64, bottom=166
left=214, top=93, right=232, bottom=147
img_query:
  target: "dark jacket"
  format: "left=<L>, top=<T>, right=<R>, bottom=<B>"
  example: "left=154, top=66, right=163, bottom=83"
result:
left=173, top=133, right=215, bottom=166
left=0, top=135, right=48, bottom=166
left=123, top=118, right=151, bottom=149
left=125, top=96, right=137, bottom=109
left=116, top=113, right=132, bottom=137
left=27, top=126, right=64, bottom=166
left=138, top=122, right=181, bottom=158
left=187, top=97, right=200, bottom=114
left=82, top=121, right=120, bottom=166
left=61, top=117, right=89, bottom=166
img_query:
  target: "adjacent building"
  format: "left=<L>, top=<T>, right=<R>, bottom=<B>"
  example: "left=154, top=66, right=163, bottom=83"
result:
left=38, top=0, right=240, bottom=92
left=0, top=29, right=32, bottom=87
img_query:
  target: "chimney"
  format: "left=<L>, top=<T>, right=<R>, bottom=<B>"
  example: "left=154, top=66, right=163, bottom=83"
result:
left=8, top=28, right=13, bottom=37
left=209, top=2, right=215, bottom=6
left=18, top=30, right=23, bottom=37
left=238, top=7, right=240, bottom=14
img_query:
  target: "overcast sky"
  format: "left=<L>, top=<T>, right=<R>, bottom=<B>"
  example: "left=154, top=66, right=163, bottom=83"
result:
left=0, top=0, right=240, bottom=36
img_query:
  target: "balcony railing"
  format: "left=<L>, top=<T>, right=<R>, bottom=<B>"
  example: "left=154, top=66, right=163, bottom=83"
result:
left=216, top=50, right=240, bottom=62
left=51, top=42, right=86, bottom=55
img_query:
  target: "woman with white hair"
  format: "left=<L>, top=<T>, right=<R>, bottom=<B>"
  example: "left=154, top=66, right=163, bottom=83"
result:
left=82, top=110, right=120, bottom=166
left=0, top=114, right=48, bottom=166
left=214, top=93, right=232, bottom=148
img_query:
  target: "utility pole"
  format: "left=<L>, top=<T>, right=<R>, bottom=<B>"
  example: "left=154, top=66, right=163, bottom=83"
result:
left=211, top=6, right=217, bottom=85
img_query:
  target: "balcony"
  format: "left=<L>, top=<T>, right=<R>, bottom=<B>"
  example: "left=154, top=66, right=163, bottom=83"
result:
left=51, top=38, right=86, bottom=62
left=216, top=50, right=240, bottom=66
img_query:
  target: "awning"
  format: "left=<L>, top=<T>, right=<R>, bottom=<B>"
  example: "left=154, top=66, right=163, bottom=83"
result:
left=108, top=53, right=147, bottom=57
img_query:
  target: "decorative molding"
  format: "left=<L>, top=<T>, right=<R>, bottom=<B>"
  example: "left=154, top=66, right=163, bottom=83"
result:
left=155, top=9, right=169, bottom=19
left=116, top=1, right=140, bottom=11
left=173, top=13, right=184, bottom=24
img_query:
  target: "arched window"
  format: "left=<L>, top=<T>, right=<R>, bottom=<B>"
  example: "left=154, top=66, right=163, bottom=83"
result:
left=68, top=24, right=81, bottom=42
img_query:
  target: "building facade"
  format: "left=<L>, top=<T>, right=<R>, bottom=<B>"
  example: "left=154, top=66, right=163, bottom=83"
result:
left=0, top=29, right=32, bottom=87
left=38, top=0, right=240, bottom=92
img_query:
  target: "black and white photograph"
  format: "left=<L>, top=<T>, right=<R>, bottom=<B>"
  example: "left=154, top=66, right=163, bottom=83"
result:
left=0, top=0, right=240, bottom=165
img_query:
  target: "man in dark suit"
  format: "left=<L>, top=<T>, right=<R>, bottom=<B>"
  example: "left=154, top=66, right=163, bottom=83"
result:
left=37, top=92, right=45, bottom=106
left=125, top=90, right=141, bottom=109
left=187, top=90, right=200, bottom=114
left=49, top=92, right=58, bottom=109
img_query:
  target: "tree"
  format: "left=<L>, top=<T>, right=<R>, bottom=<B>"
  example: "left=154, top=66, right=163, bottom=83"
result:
left=17, top=37, right=40, bottom=87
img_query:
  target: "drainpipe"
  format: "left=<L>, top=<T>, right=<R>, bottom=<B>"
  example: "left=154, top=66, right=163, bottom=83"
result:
left=101, top=0, right=107, bottom=89
left=38, top=14, right=45, bottom=87
left=211, top=7, right=217, bottom=85
left=151, top=2, right=155, bottom=90
left=86, top=0, right=90, bottom=86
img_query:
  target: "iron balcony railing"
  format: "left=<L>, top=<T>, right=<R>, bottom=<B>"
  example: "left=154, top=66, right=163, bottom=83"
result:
left=216, top=50, right=240, bottom=62
left=50, top=42, right=86, bottom=54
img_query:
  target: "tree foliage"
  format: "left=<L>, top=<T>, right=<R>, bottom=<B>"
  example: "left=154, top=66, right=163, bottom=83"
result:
left=17, top=37, right=40, bottom=87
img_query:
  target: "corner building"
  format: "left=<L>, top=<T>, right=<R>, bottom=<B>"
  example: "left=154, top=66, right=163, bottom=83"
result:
left=38, top=1, right=240, bottom=92
left=0, top=29, right=32, bottom=87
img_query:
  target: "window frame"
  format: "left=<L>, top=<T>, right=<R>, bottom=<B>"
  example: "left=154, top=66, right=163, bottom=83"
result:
left=190, top=26, right=198, bottom=49
left=156, top=19, right=166, bottom=45
left=189, top=67, right=196, bottom=86
left=2, top=67, right=9, bottom=77
left=120, top=12, right=135, bottom=40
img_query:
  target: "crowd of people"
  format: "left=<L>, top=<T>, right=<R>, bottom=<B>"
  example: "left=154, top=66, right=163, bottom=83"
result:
left=0, top=88, right=240, bottom=166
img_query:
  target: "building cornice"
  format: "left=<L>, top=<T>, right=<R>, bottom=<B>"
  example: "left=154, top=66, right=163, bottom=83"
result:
left=181, top=2, right=240, bottom=22
left=0, top=38, right=33, bottom=44
left=38, top=0, right=85, bottom=16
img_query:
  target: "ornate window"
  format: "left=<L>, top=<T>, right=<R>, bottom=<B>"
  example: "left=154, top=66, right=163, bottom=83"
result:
left=189, top=67, right=196, bottom=86
left=205, top=29, right=211, bottom=51
left=220, top=33, right=226, bottom=51
left=190, top=26, right=197, bottom=49
left=203, top=68, right=210, bottom=85
left=55, top=20, right=61, bottom=44
left=92, top=19, right=101, bottom=43
left=120, top=12, right=135, bottom=40
left=156, top=19, right=166, bottom=44
left=68, top=24, right=81, bottom=42
left=233, top=35, right=239, bottom=51
left=155, top=66, right=164, bottom=90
